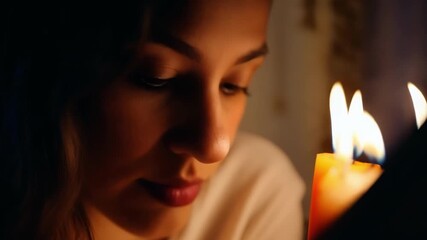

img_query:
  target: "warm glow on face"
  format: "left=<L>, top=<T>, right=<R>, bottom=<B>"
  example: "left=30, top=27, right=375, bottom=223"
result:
left=329, top=82, right=385, bottom=164
left=408, top=82, right=427, bottom=129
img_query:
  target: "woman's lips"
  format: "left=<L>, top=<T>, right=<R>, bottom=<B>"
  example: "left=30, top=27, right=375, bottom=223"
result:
left=138, top=179, right=202, bottom=207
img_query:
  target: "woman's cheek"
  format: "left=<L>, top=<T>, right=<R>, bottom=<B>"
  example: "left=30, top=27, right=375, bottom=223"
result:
left=86, top=82, right=169, bottom=166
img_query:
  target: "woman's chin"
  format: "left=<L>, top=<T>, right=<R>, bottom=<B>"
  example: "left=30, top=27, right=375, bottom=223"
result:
left=85, top=198, right=193, bottom=240
left=133, top=204, right=192, bottom=239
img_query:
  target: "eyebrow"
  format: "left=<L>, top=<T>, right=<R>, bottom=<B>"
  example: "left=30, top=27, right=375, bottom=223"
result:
left=150, top=32, right=202, bottom=62
left=235, top=43, right=268, bottom=65
left=150, top=32, right=268, bottom=65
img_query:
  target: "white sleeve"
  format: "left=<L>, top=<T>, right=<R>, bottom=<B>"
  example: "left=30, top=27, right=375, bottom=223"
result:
left=241, top=139, right=305, bottom=240
left=178, top=132, right=305, bottom=240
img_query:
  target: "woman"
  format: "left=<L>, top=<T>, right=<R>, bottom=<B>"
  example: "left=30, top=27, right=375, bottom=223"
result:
left=1, top=0, right=304, bottom=239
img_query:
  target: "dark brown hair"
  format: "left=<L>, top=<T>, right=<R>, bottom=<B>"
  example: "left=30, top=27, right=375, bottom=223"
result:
left=0, top=1, right=156, bottom=239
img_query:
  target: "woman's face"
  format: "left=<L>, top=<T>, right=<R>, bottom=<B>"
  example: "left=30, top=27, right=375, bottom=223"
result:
left=80, top=0, right=270, bottom=238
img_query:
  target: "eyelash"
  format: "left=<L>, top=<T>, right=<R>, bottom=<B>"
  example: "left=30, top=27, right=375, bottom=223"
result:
left=129, top=72, right=173, bottom=90
left=140, top=77, right=171, bottom=89
left=130, top=73, right=249, bottom=96
left=220, top=82, right=250, bottom=96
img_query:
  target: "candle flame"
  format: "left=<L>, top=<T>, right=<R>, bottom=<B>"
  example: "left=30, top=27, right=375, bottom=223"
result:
left=348, top=90, right=364, bottom=157
left=330, top=82, right=352, bottom=161
left=408, top=82, right=427, bottom=129
left=358, top=111, right=386, bottom=163
left=329, top=82, right=385, bottom=164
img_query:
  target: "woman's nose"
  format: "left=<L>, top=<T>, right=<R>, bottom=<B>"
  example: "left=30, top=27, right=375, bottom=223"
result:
left=165, top=89, right=231, bottom=164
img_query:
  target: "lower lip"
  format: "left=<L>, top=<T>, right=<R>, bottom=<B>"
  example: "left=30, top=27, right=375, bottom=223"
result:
left=138, top=180, right=202, bottom=207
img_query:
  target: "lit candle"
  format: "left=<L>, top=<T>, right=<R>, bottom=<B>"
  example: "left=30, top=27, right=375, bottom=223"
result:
left=308, top=82, right=385, bottom=240
left=408, top=82, right=427, bottom=129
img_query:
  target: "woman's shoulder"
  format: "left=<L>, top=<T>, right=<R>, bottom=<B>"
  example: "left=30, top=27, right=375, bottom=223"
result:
left=223, top=131, right=303, bottom=183
left=178, top=131, right=305, bottom=240
left=213, top=131, right=305, bottom=207
left=229, top=131, right=286, bottom=159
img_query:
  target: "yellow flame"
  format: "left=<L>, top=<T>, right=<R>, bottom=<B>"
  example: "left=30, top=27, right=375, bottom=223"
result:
left=348, top=90, right=365, bottom=157
left=358, top=111, right=386, bottom=163
left=408, top=82, right=427, bottom=129
left=329, top=82, right=385, bottom=163
left=330, top=82, right=352, bottom=161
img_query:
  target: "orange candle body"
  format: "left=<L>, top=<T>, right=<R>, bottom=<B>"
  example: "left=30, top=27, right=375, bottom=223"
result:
left=308, top=153, right=383, bottom=239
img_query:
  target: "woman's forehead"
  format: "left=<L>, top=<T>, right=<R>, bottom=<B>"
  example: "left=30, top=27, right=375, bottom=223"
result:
left=148, top=0, right=271, bottom=41
left=149, top=0, right=271, bottom=27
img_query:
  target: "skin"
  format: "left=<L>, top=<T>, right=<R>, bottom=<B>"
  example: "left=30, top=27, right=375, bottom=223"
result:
left=79, top=0, right=271, bottom=239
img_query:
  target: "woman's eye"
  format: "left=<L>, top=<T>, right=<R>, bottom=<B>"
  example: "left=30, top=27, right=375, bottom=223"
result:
left=140, top=77, right=170, bottom=88
left=130, top=72, right=174, bottom=90
left=220, top=82, right=250, bottom=96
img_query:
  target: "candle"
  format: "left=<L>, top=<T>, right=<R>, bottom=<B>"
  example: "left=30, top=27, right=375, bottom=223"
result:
left=308, top=82, right=385, bottom=239
left=308, top=154, right=382, bottom=239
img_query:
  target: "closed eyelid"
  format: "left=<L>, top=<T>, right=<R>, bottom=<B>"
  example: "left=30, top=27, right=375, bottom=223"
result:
left=151, top=67, right=179, bottom=79
left=130, top=60, right=180, bottom=79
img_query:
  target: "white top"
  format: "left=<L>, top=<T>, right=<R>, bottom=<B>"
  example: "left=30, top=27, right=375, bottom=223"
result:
left=176, top=132, right=305, bottom=240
